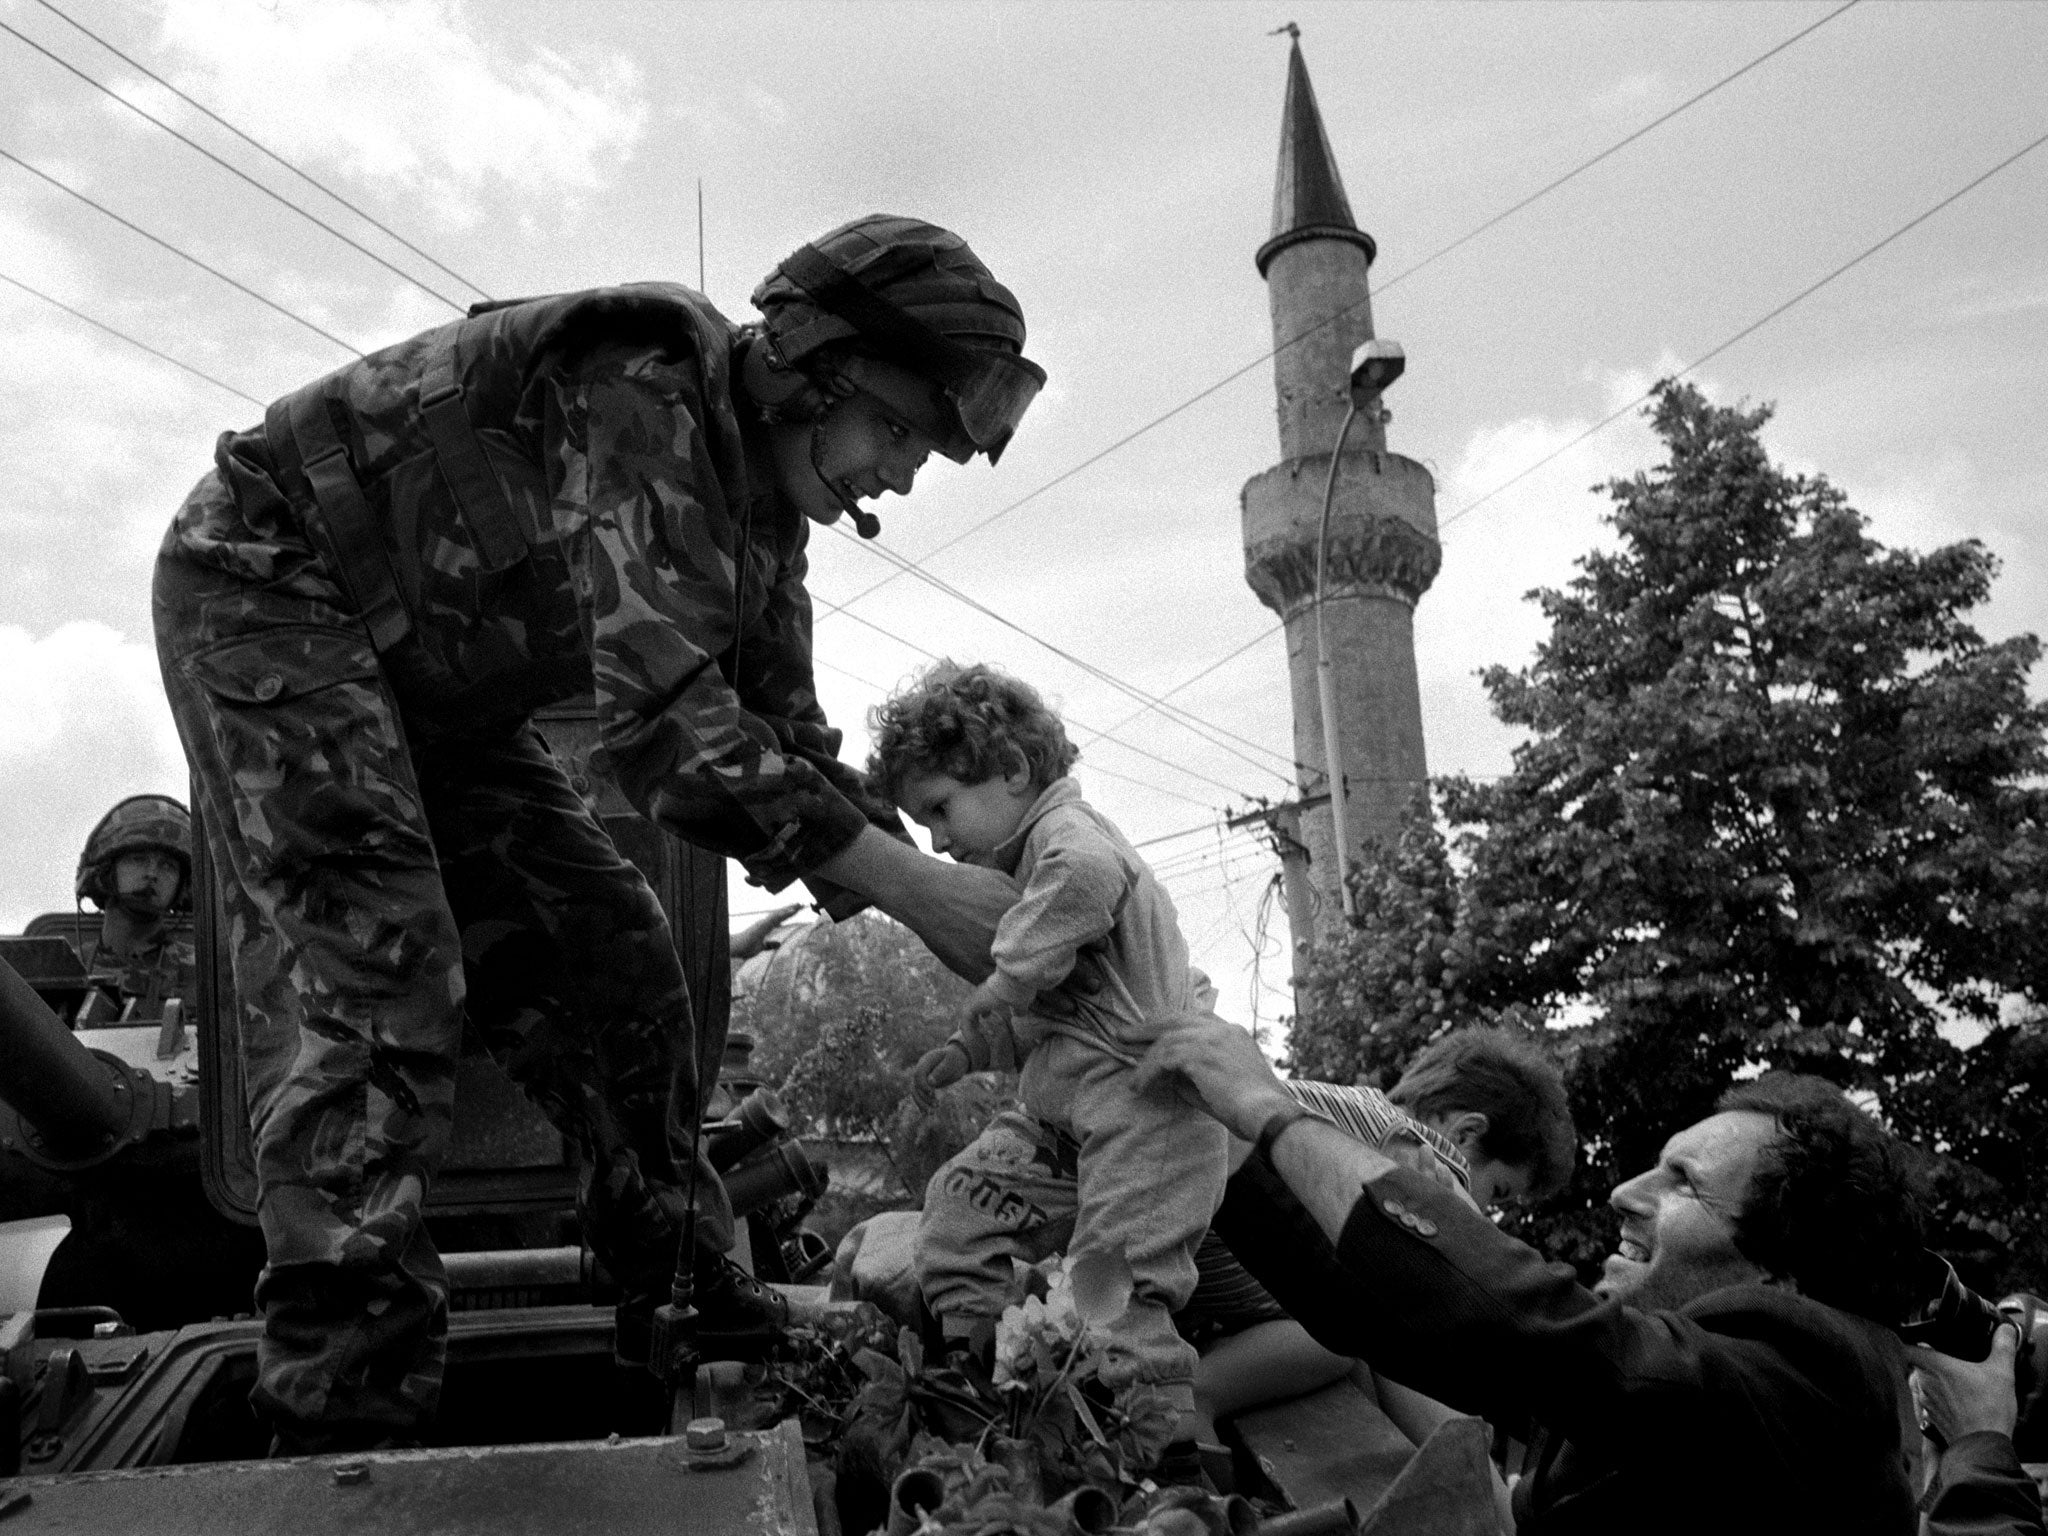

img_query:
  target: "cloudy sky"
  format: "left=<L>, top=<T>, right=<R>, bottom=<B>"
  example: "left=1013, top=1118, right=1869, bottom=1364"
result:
left=1, top=0, right=2042, bottom=1033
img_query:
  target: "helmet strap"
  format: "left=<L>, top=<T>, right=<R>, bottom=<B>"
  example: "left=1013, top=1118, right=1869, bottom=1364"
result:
left=806, top=398, right=881, bottom=539
left=738, top=331, right=825, bottom=425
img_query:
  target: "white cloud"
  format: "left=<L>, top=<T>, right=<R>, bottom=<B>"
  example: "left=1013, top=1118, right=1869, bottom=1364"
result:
left=1588, top=71, right=1664, bottom=114
left=1586, top=347, right=1694, bottom=415
left=0, top=622, right=188, bottom=931
left=1416, top=370, right=1671, bottom=782
left=150, top=0, right=648, bottom=227
left=1942, top=275, right=2048, bottom=325
left=746, top=81, right=789, bottom=127
left=0, top=203, right=87, bottom=299
left=0, top=285, right=227, bottom=618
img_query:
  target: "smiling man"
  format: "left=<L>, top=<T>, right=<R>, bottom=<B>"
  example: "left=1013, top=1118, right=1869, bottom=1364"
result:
left=154, top=214, right=1044, bottom=1453
left=1139, top=1016, right=1926, bottom=1535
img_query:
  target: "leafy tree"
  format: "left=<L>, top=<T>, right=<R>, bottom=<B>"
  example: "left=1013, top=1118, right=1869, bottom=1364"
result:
left=739, top=913, right=968, bottom=1101
left=1296, top=382, right=2048, bottom=1290
left=1289, top=791, right=1548, bottom=1088
left=736, top=911, right=997, bottom=1201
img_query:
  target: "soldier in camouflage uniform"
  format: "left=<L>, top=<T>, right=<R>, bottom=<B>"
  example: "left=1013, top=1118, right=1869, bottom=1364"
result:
left=153, top=214, right=1045, bottom=1452
left=72, top=794, right=197, bottom=1025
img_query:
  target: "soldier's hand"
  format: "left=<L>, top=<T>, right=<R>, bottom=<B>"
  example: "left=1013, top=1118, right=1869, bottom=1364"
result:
left=912, top=1042, right=972, bottom=1111
left=813, top=829, right=1017, bottom=982
left=907, top=862, right=1019, bottom=983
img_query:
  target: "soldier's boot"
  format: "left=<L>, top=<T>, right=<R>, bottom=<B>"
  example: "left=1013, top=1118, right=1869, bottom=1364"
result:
left=614, top=1256, right=789, bottom=1369
left=691, top=1254, right=789, bottom=1332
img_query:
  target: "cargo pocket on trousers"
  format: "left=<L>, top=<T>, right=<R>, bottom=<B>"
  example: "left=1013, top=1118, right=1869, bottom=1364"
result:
left=183, top=627, right=430, bottom=872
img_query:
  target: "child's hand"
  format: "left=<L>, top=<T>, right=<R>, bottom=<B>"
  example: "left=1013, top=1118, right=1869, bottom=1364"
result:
left=956, top=984, right=1019, bottom=1072
left=911, top=1041, right=973, bottom=1110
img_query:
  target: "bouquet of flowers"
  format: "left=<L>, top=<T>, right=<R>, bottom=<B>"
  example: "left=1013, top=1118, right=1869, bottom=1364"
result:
left=986, top=1249, right=1182, bottom=1497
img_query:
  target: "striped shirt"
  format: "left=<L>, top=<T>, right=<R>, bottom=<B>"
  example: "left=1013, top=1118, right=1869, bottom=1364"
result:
left=1173, top=1079, right=1471, bottom=1344
left=1283, top=1079, right=1470, bottom=1189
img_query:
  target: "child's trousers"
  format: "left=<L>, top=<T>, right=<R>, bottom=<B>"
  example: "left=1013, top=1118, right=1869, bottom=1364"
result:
left=916, top=1033, right=1230, bottom=1414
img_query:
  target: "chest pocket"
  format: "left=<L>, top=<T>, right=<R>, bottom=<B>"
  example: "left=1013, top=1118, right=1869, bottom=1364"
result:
left=414, top=353, right=541, bottom=576
left=272, top=343, right=549, bottom=659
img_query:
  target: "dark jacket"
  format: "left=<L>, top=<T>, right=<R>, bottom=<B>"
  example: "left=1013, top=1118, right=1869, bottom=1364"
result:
left=1214, top=1155, right=1916, bottom=1535
left=1923, top=1433, right=2047, bottom=1536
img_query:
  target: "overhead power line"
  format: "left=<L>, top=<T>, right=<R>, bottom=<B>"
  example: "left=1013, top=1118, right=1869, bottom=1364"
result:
left=824, top=524, right=1299, bottom=783
left=1130, top=817, right=1230, bottom=851
left=807, top=651, right=1222, bottom=813
left=806, top=1, right=1862, bottom=611
left=1, top=15, right=470, bottom=313
left=0, top=268, right=266, bottom=407
left=1382, top=0, right=1863, bottom=297
left=1149, top=836, right=1269, bottom=884
left=1438, top=121, right=2048, bottom=538
left=820, top=590, right=1260, bottom=803
left=1075, top=622, right=1284, bottom=756
left=0, top=144, right=365, bottom=357
left=28, top=0, right=491, bottom=304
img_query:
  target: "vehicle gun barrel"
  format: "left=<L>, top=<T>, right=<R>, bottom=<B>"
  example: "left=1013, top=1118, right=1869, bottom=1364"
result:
left=0, top=955, right=126, bottom=1161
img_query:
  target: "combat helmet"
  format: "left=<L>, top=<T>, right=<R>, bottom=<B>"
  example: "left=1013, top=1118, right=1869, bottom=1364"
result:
left=76, top=794, right=193, bottom=912
left=748, top=214, right=1046, bottom=474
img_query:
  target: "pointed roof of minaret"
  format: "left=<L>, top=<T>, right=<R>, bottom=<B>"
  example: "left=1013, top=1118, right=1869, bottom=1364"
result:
left=1255, top=33, right=1377, bottom=277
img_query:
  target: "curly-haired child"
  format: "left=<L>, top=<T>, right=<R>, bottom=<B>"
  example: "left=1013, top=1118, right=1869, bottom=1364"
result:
left=867, top=661, right=1228, bottom=1476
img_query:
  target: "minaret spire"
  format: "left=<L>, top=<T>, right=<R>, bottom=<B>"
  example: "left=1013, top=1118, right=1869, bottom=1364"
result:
left=1258, top=37, right=1376, bottom=278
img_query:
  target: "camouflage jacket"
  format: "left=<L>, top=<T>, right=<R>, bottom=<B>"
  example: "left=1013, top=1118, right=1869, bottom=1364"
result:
left=233, top=284, right=898, bottom=898
left=77, top=922, right=196, bottom=1026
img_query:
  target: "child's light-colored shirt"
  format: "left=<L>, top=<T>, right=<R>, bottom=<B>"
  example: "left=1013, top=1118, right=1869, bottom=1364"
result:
left=962, top=776, right=1192, bottom=1064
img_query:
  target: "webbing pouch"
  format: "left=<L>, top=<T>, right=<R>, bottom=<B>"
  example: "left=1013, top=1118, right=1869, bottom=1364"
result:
left=266, top=391, right=413, bottom=653
left=417, top=347, right=529, bottom=573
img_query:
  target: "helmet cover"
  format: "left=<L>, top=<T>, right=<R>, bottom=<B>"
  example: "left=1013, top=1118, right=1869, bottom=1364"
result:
left=752, top=214, right=1043, bottom=465
left=77, top=794, right=193, bottom=911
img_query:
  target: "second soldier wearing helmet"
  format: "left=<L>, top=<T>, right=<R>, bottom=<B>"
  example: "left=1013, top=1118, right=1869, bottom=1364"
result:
left=153, top=214, right=1042, bottom=1453
left=73, top=794, right=196, bottom=1026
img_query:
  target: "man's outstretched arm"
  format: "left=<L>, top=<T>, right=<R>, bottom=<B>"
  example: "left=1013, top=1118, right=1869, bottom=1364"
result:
left=1133, top=1008, right=1404, bottom=1236
left=1136, top=1011, right=1894, bottom=1457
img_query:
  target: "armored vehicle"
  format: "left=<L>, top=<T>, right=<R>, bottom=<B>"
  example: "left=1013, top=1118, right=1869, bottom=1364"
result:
left=0, top=701, right=832, bottom=1532
left=0, top=703, right=1495, bottom=1534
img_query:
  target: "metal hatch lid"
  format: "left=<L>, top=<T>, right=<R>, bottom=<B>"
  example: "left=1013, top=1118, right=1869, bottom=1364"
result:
left=0, top=1417, right=816, bottom=1536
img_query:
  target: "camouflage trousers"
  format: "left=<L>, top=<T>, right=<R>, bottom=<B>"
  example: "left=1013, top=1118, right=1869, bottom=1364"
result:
left=154, top=456, right=732, bottom=1447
